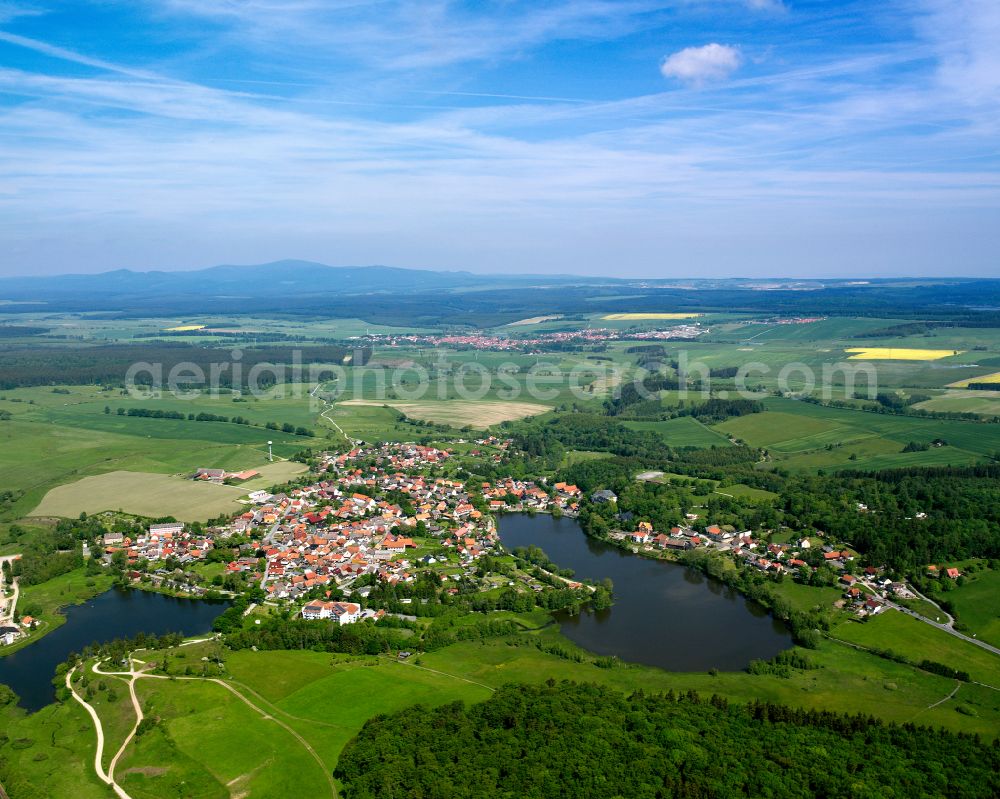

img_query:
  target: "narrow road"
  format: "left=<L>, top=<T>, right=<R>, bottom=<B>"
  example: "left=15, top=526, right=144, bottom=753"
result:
left=259, top=505, right=292, bottom=589
left=311, top=382, right=359, bottom=447
left=910, top=587, right=954, bottom=627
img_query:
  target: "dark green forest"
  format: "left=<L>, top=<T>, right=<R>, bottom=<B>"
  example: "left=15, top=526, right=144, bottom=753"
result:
left=0, top=343, right=368, bottom=389
left=336, top=682, right=999, bottom=799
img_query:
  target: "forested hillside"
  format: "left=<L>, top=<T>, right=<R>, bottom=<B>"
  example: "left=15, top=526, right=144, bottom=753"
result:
left=337, top=682, right=1000, bottom=798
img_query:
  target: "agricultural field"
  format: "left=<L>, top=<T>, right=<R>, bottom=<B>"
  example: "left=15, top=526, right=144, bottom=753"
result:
left=0, top=385, right=325, bottom=520
left=715, top=397, right=1000, bottom=471
left=117, top=625, right=1000, bottom=774
left=911, top=389, right=1000, bottom=416
left=844, top=347, right=965, bottom=361
left=948, top=371, right=1000, bottom=388
left=704, top=317, right=901, bottom=344
left=505, top=315, right=564, bottom=326
left=338, top=398, right=551, bottom=428
left=0, top=313, right=435, bottom=344
left=602, top=313, right=703, bottom=320
left=30, top=467, right=299, bottom=521
left=319, top=402, right=416, bottom=442
left=2, top=305, right=1000, bottom=796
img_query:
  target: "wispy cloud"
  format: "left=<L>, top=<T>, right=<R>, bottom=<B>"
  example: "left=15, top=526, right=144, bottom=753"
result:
left=153, top=0, right=676, bottom=71
left=0, top=1, right=42, bottom=24
left=918, top=0, right=1000, bottom=103
left=744, top=0, right=785, bottom=11
left=0, top=0, right=997, bottom=276
left=0, top=31, right=168, bottom=80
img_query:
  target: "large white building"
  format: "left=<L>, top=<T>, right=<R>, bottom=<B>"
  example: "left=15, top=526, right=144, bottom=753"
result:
left=301, top=601, right=362, bottom=625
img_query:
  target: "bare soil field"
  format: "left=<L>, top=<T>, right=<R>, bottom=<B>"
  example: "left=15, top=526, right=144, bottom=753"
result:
left=339, top=399, right=550, bottom=428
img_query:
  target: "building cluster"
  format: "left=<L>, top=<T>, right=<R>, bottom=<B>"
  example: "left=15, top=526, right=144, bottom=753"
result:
left=222, top=443, right=501, bottom=612
left=101, top=521, right=214, bottom=565
left=193, top=467, right=260, bottom=484
left=480, top=479, right=582, bottom=514
left=356, top=324, right=704, bottom=351
left=619, top=521, right=900, bottom=617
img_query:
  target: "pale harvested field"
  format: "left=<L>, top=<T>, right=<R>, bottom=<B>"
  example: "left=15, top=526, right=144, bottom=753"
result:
left=340, top=399, right=550, bottom=427
left=602, top=313, right=702, bottom=320
left=947, top=370, right=1000, bottom=388
left=238, top=460, right=309, bottom=490
left=587, top=368, right=623, bottom=396
left=31, top=470, right=246, bottom=521
left=505, top=315, right=563, bottom=326
left=844, top=347, right=964, bottom=361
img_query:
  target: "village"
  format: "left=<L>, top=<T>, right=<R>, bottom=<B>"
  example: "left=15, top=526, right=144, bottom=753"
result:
left=69, top=439, right=958, bottom=637
left=94, top=441, right=556, bottom=623
left=356, top=323, right=705, bottom=351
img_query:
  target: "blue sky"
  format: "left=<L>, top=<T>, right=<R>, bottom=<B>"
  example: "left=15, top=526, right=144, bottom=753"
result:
left=0, top=0, right=998, bottom=277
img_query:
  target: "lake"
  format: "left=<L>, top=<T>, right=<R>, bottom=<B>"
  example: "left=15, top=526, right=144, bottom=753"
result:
left=0, top=587, right=227, bottom=712
left=498, top=514, right=791, bottom=671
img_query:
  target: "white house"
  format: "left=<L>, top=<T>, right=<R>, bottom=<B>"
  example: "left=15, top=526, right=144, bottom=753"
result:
left=0, top=625, right=20, bottom=646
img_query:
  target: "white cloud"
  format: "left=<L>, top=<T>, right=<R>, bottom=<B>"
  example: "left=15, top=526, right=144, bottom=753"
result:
left=745, top=0, right=785, bottom=11
left=661, top=43, right=742, bottom=85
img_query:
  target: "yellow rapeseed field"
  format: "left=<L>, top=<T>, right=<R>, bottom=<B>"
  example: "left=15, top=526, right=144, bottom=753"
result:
left=947, top=370, right=1000, bottom=388
left=844, top=347, right=964, bottom=361
left=602, top=313, right=702, bottom=320
left=164, top=324, right=206, bottom=332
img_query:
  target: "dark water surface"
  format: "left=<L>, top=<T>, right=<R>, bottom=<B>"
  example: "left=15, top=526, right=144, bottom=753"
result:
left=0, top=587, right=227, bottom=711
left=498, top=514, right=791, bottom=671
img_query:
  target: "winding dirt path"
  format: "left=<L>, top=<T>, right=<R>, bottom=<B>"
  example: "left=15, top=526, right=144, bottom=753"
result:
left=65, top=665, right=134, bottom=799
left=311, top=382, right=358, bottom=446
left=89, top=658, right=338, bottom=798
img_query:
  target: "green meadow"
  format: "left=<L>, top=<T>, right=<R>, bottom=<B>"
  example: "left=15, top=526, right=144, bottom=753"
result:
left=0, top=385, right=325, bottom=520
left=623, top=416, right=733, bottom=448
left=947, top=567, right=1000, bottom=648
left=715, top=396, right=1000, bottom=471
left=832, top=611, right=1000, bottom=688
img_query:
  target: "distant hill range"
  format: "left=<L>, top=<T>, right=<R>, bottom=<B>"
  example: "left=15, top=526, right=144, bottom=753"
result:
left=0, top=260, right=601, bottom=302
left=1, top=260, right=998, bottom=325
